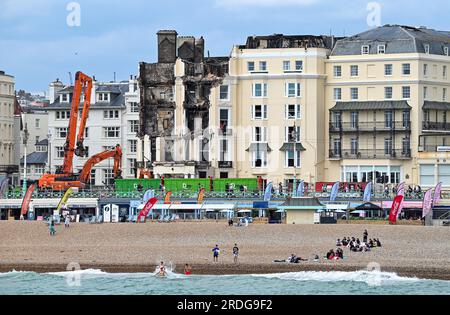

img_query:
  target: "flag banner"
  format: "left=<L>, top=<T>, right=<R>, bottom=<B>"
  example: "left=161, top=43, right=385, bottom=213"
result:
left=137, top=197, right=158, bottom=222
left=164, top=191, right=172, bottom=204
left=0, top=177, right=9, bottom=198
left=422, top=189, right=433, bottom=218
left=397, top=182, right=405, bottom=197
left=389, top=195, right=404, bottom=224
left=433, top=182, right=442, bottom=205
left=330, top=182, right=340, bottom=202
left=264, top=182, right=273, bottom=201
left=56, top=188, right=74, bottom=213
left=197, top=188, right=205, bottom=204
left=143, top=189, right=155, bottom=204
left=297, top=181, right=304, bottom=197
left=20, top=184, right=36, bottom=216
left=363, top=182, right=372, bottom=202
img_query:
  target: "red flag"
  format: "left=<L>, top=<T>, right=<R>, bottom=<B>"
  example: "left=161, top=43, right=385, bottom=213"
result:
left=21, top=184, right=36, bottom=216
left=389, top=195, right=404, bottom=224
left=137, top=197, right=158, bottom=222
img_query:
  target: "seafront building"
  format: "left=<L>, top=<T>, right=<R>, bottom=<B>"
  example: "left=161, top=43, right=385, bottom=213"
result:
left=0, top=70, right=19, bottom=184
left=138, top=25, right=450, bottom=189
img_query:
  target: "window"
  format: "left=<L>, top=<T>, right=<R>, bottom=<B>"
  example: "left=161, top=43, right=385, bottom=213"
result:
left=350, top=112, right=359, bottom=128
left=252, top=83, right=268, bottom=97
left=286, top=126, right=301, bottom=142
left=219, top=139, right=230, bottom=162
left=98, top=93, right=109, bottom=102
left=90, top=169, right=96, bottom=186
left=252, top=151, right=267, bottom=168
left=285, top=104, right=301, bottom=120
left=199, top=138, right=209, bottom=162
left=350, top=65, right=359, bottom=77
left=377, top=45, right=386, bottom=54
left=402, top=110, right=410, bottom=128
left=259, top=61, right=267, bottom=71
left=253, top=126, right=267, bottom=142
left=384, top=138, right=393, bottom=155
left=247, top=62, right=255, bottom=72
left=350, top=139, right=359, bottom=155
left=128, top=159, right=137, bottom=174
left=103, top=169, right=115, bottom=187
left=104, top=127, right=120, bottom=138
left=445, top=47, right=449, bottom=56
left=423, top=64, right=428, bottom=76
left=385, top=111, right=393, bottom=128
left=295, top=61, right=303, bottom=71
left=61, top=94, right=69, bottom=102
left=56, top=147, right=64, bottom=158
left=423, top=86, right=428, bottom=99
left=286, top=83, right=301, bottom=97
left=332, top=112, right=341, bottom=128
left=35, top=119, right=40, bottom=129
left=385, top=64, right=393, bottom=76
left=104, top=110, right=119, bottom=119
left=443, top=88, right=447, bottom=101
left=333, top=88, right=342, bottom=100
left=130, top=102, right=139, bottom=113
left=35, top=166, right=45, bottom=175
left=350, top=88, right=359, bottom=100
left=361, top=45, right=370, bottom=54
left=438, top=165, right=450, bottom=186
left=252, top=105, right=268, bottom=120
left=424, top=44, right=430, bottom=54
left=443, top=66, right=447, bottom=78
left=285, top=150, right=301, bottom=168
left=283, top=61, right=291, bottom=71
left=56, top=111, right=71, bottom=120
left=402, top=86, right=411, bottom=99
left=129, top=120, right=139, bottom=133
left=129, top=140, right=137, bottom=153
left=219, top=109, right=230, bottom=132
left=333, top=66, right=342, bottom=77
left=420, top=165, right=435, bottom=186
left=219, top=85, right=229, bottom=100
left=402, top=63, right=411, bottom=75
left=333, top=139, right=341, bottom=155
left=56, top=127, right=68, bottom=139
left=385, top=87, right=393, bottom=99
left=402, top=138, right=410, bottom=155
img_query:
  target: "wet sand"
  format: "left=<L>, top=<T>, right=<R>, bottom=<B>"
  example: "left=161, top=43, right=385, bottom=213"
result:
left=1, top=221, right=449, bottom=280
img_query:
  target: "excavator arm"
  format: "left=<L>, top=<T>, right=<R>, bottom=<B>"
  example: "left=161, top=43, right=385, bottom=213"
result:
left=61, top=71, right=93, bottom=174
left=79, top=145, right=123, bottom=184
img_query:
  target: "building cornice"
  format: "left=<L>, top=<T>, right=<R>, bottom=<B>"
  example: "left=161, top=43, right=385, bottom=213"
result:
left=229, top=73, right=327, bottom=81
left=326, top=79, right=450, bottom=87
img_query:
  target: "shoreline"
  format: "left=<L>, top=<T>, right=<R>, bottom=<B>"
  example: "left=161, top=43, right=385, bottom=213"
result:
left=1, top=263, right=450, bottom=281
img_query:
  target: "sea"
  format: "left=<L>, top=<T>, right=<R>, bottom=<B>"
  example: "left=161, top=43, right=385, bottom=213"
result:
left=1, top=269, right=450, bottom=295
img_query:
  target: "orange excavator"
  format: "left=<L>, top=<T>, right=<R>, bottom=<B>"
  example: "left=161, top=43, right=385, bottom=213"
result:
left=39, top=71, right=123, bottom=190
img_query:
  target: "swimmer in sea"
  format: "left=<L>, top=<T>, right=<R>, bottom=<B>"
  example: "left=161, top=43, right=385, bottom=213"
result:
left=157, top=261, right=167, bottom=277
left=184, top=264, right=192, bottom=275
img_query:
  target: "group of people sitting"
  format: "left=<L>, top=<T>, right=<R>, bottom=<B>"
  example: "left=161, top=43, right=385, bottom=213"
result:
left=335, top=230, right=382, bottom=253
left=325, top=248, right=344, bottom=260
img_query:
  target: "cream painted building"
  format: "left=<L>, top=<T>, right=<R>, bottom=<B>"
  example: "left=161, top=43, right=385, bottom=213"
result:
left=0, top=70, right=18, bottom=182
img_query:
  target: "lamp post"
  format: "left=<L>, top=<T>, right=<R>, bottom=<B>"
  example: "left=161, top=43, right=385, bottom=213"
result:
left=47, top=132, right=52, bottom=173
left=291, top=124, right=298, bottom=197
left=22, top=124, right=30, bottom=197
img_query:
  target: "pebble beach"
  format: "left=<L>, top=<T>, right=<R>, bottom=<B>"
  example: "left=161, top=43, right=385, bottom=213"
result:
left=1, top=221, right=450, bottom=280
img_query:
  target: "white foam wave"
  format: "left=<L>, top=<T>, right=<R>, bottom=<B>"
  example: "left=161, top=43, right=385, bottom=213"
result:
left=251, top=270, right=419, bottom=285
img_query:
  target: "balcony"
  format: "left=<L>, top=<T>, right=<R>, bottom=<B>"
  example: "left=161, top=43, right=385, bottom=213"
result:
left=0, top=165, right=19, bottom=174
left=422, top=121, right=450, bottom=132
left=329, top=121, right=411, bottom=133
left=419, top=135, right=450, bottom=152
left=218, top=161, right=233, bottom=169
left=329, top=149, right=411, bottom=160
left=218, top=127, right=233, bottom=136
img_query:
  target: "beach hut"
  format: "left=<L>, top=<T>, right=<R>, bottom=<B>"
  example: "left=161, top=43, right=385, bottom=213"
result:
left=277, top=197, right=324, bottom=224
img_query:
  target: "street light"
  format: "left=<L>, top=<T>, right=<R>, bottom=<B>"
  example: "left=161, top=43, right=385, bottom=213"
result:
left=22, top=123, right=30, bottom=197
left=47, top=132, right=52, bottom=173
left=291, top=124, right=298, bottom=197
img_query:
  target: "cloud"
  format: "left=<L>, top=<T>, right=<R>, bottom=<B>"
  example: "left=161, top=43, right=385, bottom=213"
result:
left=0, top=0, right=58, bottom=19
left=215, top=0, right=318, bottom=8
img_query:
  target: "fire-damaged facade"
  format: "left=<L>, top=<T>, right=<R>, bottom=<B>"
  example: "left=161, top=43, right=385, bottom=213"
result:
left=138, top=30, right=229, bottom=178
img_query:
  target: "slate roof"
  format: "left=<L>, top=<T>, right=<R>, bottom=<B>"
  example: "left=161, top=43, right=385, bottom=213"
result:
left=20, top=152, right=48, bottom=165
left=332, top=24, right=450, bottom=56
left=330, top=101, right=411, bottom=111
left=279, top=197, right=324, bottom=208
left=423, top=101, right=450, bottom=111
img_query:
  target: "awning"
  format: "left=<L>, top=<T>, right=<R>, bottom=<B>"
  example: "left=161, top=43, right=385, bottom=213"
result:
left=330, top=101, right=411, bottom=112
left=246, top=143, right=272, bottom=152
left=423, top=101, right=450, bottom=111
left=279, top=143, right=306, bottom=152
left=355, top=202, right=382, bottom=211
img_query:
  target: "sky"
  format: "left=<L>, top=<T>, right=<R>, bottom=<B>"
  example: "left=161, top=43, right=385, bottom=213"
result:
left=0, top=0, right=449, bottom=93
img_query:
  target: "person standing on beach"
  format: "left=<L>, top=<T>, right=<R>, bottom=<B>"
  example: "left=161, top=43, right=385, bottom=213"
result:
left=363, top=229, right=368, bottom=243
left=64, top=215, right=71, bottom=228
left=49, top=220, right=56, bottom=236
left=232, top=244, right=239, bottom=263
left=212, top=245, right=220, bottom=262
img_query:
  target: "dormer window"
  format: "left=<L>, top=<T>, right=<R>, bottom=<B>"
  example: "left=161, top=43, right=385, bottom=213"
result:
left=377, top=45, right=386, bottom=54
left=98, top=93, right=109, bottom=102
left=361, top=45, right=370, bottom=55
left=424, top=44, right=430, bottom=54
left=61, top=94, right=70, bottom=103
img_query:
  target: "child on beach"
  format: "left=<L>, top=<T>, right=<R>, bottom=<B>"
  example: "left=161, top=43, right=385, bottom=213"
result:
left=212, top=245, right=220, bottom=262
left=232, top=244, right=239, bottom=263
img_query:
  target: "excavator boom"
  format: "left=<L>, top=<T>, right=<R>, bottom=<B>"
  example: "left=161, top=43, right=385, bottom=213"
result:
left=79, top=145, right=123, bottom=183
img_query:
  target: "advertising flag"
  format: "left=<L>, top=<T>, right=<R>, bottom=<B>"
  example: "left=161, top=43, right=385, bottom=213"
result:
left=297, top=180, right=304, bottom=197
left=164, top=191, right=172, bottom=204
left=396, top=182, right=405, bottom=197
left=264, top=182, right=273, bottom=202
left=198, top=188, right=206, bottom=204
left=20, top=184, right=36, bottom=216
left=422, top=189, right=433, bottom=218
left=142, top=189, right=155, bottom=204
left=0, top=177, right=9, bottom=198
left=363, top=182, right=372, bottom=202
left=56, top=187, right=74, bottom=214
left=137, top=197, right=158, bottom=222
left=330, top=181, right=340, bottom=202
left=389, top=195, right=404, bottom=224
left=433, top=182, right=442, bottom=205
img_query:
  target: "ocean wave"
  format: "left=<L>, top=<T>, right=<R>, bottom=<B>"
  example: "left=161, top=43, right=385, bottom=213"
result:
left=47, top=267, right=185, bottom=280
left=251, top=270, right=420, bottom=285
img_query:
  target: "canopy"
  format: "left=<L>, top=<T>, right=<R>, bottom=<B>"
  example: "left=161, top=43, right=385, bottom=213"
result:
left=238, top=210, right=252, bottom=213
left=355, top=202, right=382, bottom=211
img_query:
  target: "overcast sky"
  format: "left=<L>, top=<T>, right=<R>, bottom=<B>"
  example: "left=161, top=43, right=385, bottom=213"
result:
left=1, top=0, right=449, bottom=93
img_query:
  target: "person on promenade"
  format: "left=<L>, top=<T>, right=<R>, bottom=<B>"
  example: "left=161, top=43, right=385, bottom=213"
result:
left=184, top=264, right=192, bottom=276
left=49, top=220, right=56, bottom=236
left=363, top=229, right=368, bottom=243
left=212, top=245, right=220, bottom=262
left=65, top=215, right=71, bottom=228
left=232, top=244, right=239, bottom=263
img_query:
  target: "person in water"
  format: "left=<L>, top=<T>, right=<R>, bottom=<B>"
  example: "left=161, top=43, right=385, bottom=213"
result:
left=184, top=264, right=192, bottom=275
left=158, top=261, right=167, bottom=277
left=212, top=245, right=220, bottom=262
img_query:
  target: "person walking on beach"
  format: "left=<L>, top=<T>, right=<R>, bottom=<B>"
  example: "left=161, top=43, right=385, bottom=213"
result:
left=64, top=215, right=71, bottom=228
left=212, top=245, right=220, bottom=262
left=232, top=244, right=239, bottom=263
left=49, top=220, right=56, bottom=236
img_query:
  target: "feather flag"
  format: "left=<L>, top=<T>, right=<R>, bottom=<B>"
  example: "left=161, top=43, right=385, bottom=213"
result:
left=164, top=191, right=172, bottom=204
left=433, top=182, right=442, bottom=205
left=389, top=195, right=404, bottom=224
left=330, top=181, right=340, bottom=202
left=142, top=189, right=155, bottom=204
left=422, top=189, right=433, bottom=219
left=264, top=182, right=273, bottom=202
left=197, top=188, right=205, bottom=204
left=297, top=180, right=304, bottom=197
left=20, top=184, right=36, bottom=216
left=0, top=177, right=9, bottom=198
left=56, top=188, right=74, bottom=214
left=137, top=198, right=158, bottom=222
left=363, top=182, right=372, bottom=202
